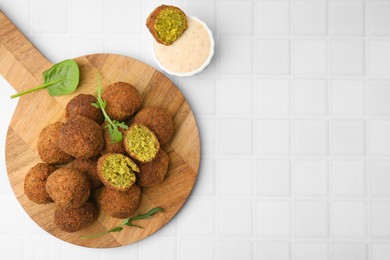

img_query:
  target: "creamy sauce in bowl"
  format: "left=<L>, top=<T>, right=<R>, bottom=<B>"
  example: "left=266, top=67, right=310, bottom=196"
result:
left=153, top=16, right=214, bottom=77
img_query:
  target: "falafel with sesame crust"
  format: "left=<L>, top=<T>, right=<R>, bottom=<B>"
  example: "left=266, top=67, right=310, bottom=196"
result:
left=133, top=107, right=174, bottom=145
left=102, top=82, right=142, bottom=122
left=66, top=94, right=104, bottom=124
left=24, top=163, right=56, bottom=204
left=58, top=115, right=104, bottom=158
left=124, top=124, right=160, bottom=163
left=97, top=184, right=141, bottom=219
left=37, top=122, right=74, bottom=165
left=97, top=153, right=138, bottom=191
left=46, top=168, right=90, bottom=209
left=54, top=200, right=98, bottom=232
left=137, top=149, right=169, bottom=187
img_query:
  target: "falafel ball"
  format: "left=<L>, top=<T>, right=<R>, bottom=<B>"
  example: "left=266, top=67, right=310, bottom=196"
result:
left=101, top=121, right=127, bottom=155
left=137, top=150, right=169, bottom=187
left=124, top=124, right=160, bottom=163
left=54, top=200, right=98, bottom=232
left=97, top=184, right=141, bottom=219
left=37, top=122, right=74, bottom=164
left=66, top=94, right=104, bottom=124
left=46, top=168, right=90, bottom=208
left=133, top=107, right=174, bottom=145
left=24, top=163, right=56, bottom=204
left=69, top=158, right=102, bottom=190
left=97, top=153, right=138, bottom=191
left=58, top=115, right=104, bottom=158
left=101, top=82, right=142, bottom=121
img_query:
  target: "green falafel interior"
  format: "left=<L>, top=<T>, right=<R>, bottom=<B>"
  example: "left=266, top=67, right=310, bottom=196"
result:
left=125, top=124, right=160, bottom=162
left=101, top=154, right=138, bottom=189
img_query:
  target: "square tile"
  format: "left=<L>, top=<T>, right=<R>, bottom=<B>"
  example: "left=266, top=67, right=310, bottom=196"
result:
left=256, top=79, right=290, bottom=115
left=293, top=0, right=327, bottom=35
left=293, top=40, right=327, bottom=75
left=180, top=1, right=216, bottom=33
left=294, top=243, right=328, bottom=260
left=105, top=38, right=143, bottom=61
left=218, top=119, right=252, bottom=155
left=294, top=160, right=328, bottom=196
left=332, top=40, right=364, bottom=75
left=370, top=160, right=390, bottom=197
left=256, top=200, right=291, bottom=237
left=218, top=200, right=252, bottom=237
left=294, top=201, right=328, bottom=237
left=372, top=243, right=390, bottom=260
left=0, top=237, right=24, bottom=260
left=369, top=40, right=390, bottom=75
left=219, top=39, right=253, bottom=75
left=371, top=202, right=390, bottom=238
left=255, top=1, right=289, bottom=35
left=332, top=160, right=365, bottom=196
left=181, top=79, right=215, bottom=116
left=218, top=79, right=252, bottom=115
left=369, top=81, right=390, bottom=116
left=179, top=197, right=214, bottom=236
left=293, top=79, right=327, bottom=115
left=370, top=120, right=390, bottom=156
left=34, top=0, right=67, bottom=33
left=24, top=238, right=62, bottom=260
left=331, top=80, right=365, bottom=116
left=139, top=239, right=176, bottom=260
left=331, top=120, right=365, bottom=155
left=256, top=40, right=290, bottom=75
left=69, top=38, right=105, bottom=58
left=367, top=1, right=390, bottom=35
left=195, top=158, right=215, bottom=196
left=1, top=0, right=31, bottom=33
left=332, top=243, right=367, bottom=260
left=256, top=120, right=290, bottom=155
left=294, top=120, right=328, bottom=156
left=255, top=242, right=290, bottom=260
left=219, top=159, right=252, bottom=196
left=0, top=196, right=25, bottom=235
left=32, top=37, right=68, bottom=63
left=197, top=118, right=215, bottom=157
left=106, top=0, right=141, bottom=33
left=217, top=240, right=252, bottom=260
left=70, top=0, right=104, bottom=33
left=218, top=1, right=252, bottom=36
left=255, top=160, right=290, bottom=196
left=331, top=202, right=366, bottom=238
left=179, top=240, right=214, bottom=260
left=330, top=1, right=363, bottom=35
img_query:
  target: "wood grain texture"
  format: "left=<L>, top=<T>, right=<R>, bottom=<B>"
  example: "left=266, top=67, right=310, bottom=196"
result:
left=0, top=11, right=200, bottom=248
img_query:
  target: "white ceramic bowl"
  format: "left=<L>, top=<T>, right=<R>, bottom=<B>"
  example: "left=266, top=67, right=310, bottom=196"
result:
left=152, top=16, right=215, bottom=77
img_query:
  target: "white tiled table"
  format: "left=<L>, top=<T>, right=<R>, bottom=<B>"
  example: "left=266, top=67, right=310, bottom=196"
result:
left=1, top=0, right=390, bottom=259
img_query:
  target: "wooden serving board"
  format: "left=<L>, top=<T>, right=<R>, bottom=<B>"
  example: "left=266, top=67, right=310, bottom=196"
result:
left=0, top=12, right=200, bottom=248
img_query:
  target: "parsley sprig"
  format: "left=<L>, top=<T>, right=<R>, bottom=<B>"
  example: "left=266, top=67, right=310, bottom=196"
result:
left=81, top=207, right=164, bottom=239
left=91, top=74, right=128, bottom=143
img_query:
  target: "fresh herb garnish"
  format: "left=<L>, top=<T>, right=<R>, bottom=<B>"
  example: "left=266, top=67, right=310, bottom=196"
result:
left=81, top=207, right=164, bottom=239
left=10, top=59, right=80, bottom=99
left=91, top=74, right=128, bottom=143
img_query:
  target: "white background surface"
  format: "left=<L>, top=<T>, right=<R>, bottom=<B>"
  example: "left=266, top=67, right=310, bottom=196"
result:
left=1, top=0, right=390, bottom=259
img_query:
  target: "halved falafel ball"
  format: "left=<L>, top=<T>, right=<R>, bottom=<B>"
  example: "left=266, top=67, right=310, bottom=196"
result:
left=58, top=115, right=104, bottom=158
left=97, top=184, right=141, bottom=219
left=101, top=82, right=142, bottom=121
left=66, top=94, right=104, bottom=124
left=124, top=124, right=160, bottom=163
left=46, top=168, right=90, bottom=208
left=54, top=200, right=98, bottom=232
left=69, top=158, right=102, bottom=190
left=101, top=121, right=127, bottom=155
left=97, top=153, right=138, bottom=191
left=24, top=163, right=56, bottom=204
left=133, top=107, right=174, bottom=145
left=37, top=122, right=74, bottom=164
left=137, top=150, right=169, bottom=187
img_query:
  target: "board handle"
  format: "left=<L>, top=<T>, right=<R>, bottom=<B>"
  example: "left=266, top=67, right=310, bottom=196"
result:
left=0, top=11, right=52, bottom=92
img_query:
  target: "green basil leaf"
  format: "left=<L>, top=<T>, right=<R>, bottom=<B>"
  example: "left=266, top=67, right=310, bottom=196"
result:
left=43, top=59, right=80, bottom=96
